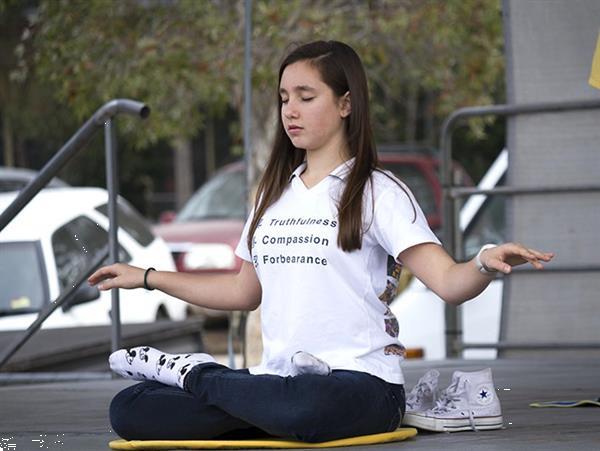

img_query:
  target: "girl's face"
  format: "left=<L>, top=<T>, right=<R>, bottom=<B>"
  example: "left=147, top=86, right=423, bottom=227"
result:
left=279, top=61, right=350, bottom=155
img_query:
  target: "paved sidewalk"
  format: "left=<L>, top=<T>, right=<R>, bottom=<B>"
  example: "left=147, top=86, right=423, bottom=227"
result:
left=1, top=358, right=599, bottom=450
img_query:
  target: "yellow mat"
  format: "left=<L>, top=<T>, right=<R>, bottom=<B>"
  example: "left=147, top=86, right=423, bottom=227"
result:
left=530, top=398, right=600, bottom=408
left=109, top=427, right=417, bottom=449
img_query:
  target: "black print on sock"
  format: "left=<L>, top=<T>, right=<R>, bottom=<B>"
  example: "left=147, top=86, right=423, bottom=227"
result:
left=139, top=346, right=150, bottom=362
left=157, top=354, right=167, bottom=374
left=125, top=349, right=137, bottom=365
left=126, top=371, right=133, bottom=376
left=167, top=356, right=180, bottom=370
left=178, top=363, right=192, bottom=384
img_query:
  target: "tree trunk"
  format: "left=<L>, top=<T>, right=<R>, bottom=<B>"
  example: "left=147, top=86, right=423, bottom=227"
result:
left=205, top=117, right=216, bottom=179
left=15, top=138, right=27, bottom=167
left=404, top=82, right=418, bottom=143
left=244, top=306, right=263, bottom=367
left=2, top=113, right=15, bottom=167
left=249, top=105, right=277, bottom=184
left=172, top=136, right=194, bottom=209
left=423, top=90, right=436, bottom=146
left=242, top=105, right=277, bottom=366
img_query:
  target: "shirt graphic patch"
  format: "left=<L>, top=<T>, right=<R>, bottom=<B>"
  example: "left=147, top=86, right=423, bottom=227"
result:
left=379, top=256, right=404, bottom=356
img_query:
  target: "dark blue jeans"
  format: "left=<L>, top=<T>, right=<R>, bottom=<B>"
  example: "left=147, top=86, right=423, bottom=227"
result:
left=110, top=363, right=405, bottom=442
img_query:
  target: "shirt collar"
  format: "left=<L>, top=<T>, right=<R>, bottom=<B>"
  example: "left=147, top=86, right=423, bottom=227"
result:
left=288, top=157, right=355, bottom=182
left=289, top=161, right=308, bottom=181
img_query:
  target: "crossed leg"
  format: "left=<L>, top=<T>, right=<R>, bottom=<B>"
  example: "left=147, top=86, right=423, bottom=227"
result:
left=110, top=363, right=405, bottom=443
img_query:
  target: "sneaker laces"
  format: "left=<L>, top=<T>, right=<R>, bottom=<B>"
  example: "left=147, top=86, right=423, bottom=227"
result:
left=431, top=378, right=478, bottom=432
left=406, top=370, right=439, bottom=410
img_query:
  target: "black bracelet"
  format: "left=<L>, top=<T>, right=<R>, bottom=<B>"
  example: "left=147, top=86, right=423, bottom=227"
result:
left=144, top=267, right=156, bottom=291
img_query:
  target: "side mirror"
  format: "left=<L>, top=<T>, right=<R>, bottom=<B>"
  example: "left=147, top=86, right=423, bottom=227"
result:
left=62, top=284, right=100, bottom=312
left=159, top=211, right=177, bottom=224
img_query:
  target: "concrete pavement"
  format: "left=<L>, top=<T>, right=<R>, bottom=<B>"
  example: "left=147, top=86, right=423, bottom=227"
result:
left=1, top=358, right=599, bottom=450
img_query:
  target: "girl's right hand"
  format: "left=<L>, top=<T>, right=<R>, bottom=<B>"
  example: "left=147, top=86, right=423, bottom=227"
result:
left=88, top=263, right=145, bottom=291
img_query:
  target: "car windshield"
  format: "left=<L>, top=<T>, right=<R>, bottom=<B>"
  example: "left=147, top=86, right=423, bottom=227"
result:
left=382, top=162, right=436, bottom=218
left=52, top=216, right=131, bottom=292
left=95, top=200, right=155, bottom=247
left=177, top=168, right=246, bottom=221
left=0, top=241, right=47, bottom=316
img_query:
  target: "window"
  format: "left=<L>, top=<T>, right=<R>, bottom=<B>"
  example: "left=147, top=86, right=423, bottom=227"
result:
left=178, top=168, right=246, bottom=221
left=52, top=216, right=131, bottom=292
left=0, top=241, right=48, bottom=315
left=95, top=200, right=155, bottom=247
left=382, top=163, right=437, bottom=218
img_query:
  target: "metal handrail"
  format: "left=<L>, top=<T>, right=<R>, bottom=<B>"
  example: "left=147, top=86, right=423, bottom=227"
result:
left=456, top=342, right=600, bottom=350
left=450, top=184, right=600, bottom=197
left=0, top=99, right=148, bottom=231
left=439, top=98, right=600, bottom=357
left=0, top=99, right=149, bottom=370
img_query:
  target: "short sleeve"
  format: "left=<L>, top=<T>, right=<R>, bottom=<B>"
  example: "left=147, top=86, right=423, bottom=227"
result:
left=371, top=179, right=441, bottom=262
left=235, top=208, right=255, bottom=262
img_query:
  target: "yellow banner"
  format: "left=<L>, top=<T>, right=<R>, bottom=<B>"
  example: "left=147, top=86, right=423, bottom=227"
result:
left=590, top=31, right=600, bottom=89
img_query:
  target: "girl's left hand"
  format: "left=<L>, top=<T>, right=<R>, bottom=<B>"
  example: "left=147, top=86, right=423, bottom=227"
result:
left=480, top=243, right=554, bottom=274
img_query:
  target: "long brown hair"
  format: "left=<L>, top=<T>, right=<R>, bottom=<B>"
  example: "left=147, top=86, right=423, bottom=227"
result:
left=247, top=41, right=409, bottom=253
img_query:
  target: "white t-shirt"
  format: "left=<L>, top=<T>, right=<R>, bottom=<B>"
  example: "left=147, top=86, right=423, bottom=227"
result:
left=235, top=160, right=441, bottom=384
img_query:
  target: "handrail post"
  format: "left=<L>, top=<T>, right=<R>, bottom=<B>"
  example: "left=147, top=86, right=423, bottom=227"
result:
left=440, top=98, right=600, bottom=358
left=440, top=113, right=461, bottom=359
left=104, top=118, right=122, bottom=353
left=0, top=99, right=149, bottom=374
left=0, top=99, right=149, bottom=233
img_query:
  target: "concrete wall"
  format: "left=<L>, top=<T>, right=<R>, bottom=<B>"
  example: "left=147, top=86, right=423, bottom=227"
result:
left=501, top=0, right=600, bottom=355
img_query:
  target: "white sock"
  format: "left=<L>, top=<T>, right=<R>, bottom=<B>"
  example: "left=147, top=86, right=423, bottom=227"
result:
left=291, top=351, right=331, bottom=376
left=109, top=346, right=216, bottom=388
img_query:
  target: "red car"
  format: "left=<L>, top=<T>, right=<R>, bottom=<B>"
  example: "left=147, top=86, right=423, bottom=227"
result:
left=154, top=150, right=471, bottom=277
left=154, top=161, right=246, bottom=275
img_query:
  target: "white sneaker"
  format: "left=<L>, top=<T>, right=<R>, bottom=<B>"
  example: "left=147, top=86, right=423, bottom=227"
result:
left=402, top=368, right=503, bottom=432
left=405, top=369, right=440, bottom=413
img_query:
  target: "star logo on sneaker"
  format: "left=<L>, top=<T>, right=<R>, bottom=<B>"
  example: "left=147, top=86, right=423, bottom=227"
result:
left=476, top=384, right=494, bottom=405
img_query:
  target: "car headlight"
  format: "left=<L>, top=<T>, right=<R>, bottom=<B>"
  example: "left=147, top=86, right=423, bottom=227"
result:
left=182, top=243, right=236, bottom=270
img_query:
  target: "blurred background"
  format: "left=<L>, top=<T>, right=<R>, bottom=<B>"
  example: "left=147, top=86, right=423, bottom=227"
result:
left=0, top=0, right=506, bottom=219
left=4, top=0, right=597, bottom=370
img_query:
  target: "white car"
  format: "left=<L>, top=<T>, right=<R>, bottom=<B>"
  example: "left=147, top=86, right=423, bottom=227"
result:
left=0, top=187, right=187, bottom=331
left=0, top=166, right=69, bottom=192
left=391, top=150, right=508, bottom=360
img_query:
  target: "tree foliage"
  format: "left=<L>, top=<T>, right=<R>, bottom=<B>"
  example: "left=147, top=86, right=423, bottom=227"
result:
left=1, top=0, right=79, bottom=168
left=361, top=0, right=505, bottom=141
left=6, top=0, right=505, bottom=195
left=19, top=0, right=503, bottom=144
left=20, top=0, right=240, bottom=146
